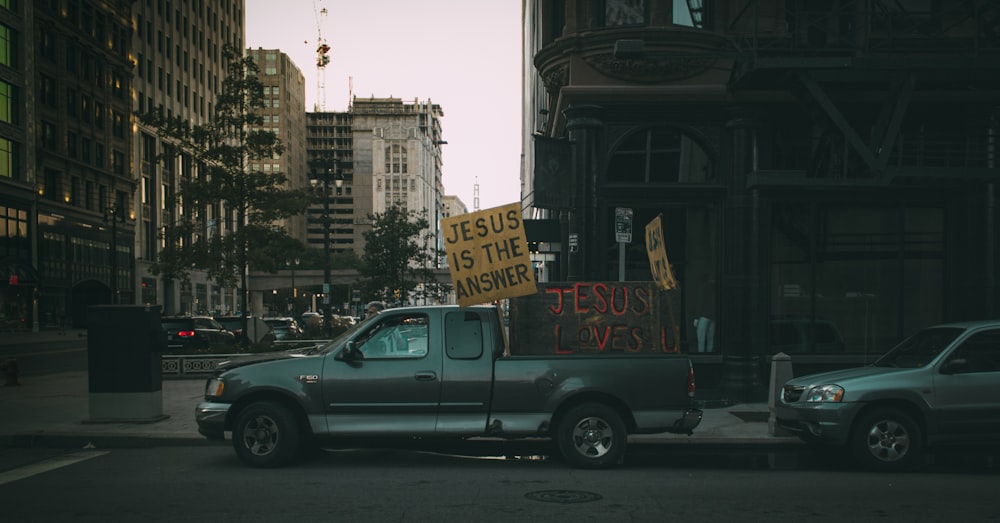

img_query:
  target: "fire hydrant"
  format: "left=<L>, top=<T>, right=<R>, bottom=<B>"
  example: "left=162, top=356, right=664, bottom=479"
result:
left=1, top=358, right=19, bottom=386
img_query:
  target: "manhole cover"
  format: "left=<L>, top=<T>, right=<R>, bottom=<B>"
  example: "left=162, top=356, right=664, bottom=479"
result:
left=525, top=490, right=603, bottom=504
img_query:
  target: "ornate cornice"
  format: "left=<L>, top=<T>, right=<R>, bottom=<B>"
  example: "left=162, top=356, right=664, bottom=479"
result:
left=583, top=53, right=717, bottom=83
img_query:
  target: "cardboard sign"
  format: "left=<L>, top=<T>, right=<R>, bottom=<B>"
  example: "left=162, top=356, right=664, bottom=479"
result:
left=442, top=203, right=537, bottom=306
left=645, top=214, right=677, bottom=291
left=509, top=282, right=680, bottom=355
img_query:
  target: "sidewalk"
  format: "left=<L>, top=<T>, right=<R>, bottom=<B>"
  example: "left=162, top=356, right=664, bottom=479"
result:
left=0, top=329, right=803, bottom=450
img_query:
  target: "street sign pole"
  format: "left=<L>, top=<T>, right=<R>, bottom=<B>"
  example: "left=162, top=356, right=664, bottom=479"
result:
left=615, top=207, right=633, bottom=282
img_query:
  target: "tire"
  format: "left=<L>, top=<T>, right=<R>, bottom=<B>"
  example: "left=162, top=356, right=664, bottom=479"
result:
left=232, top=401, right=301, bottom=468
left=556, top=403, right=627, bottom=469
left=851, top=407, right=923, bottom=472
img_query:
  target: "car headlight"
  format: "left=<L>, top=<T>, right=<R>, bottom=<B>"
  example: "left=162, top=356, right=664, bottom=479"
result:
left=804, top=384, right=844, bottom=402
left=205, top=378, right=225, bottom=398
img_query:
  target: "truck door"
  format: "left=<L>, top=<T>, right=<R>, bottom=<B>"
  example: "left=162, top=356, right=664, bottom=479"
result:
left=436, top=310, right=495, bottom=433
left=322, top=310, right=440, bottom=434
left=935, top=328, right=1000, bottom=435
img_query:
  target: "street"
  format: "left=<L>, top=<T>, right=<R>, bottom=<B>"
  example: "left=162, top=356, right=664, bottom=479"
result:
left=0, top=333, right=88, bottom=377
left=0, top=445, right=996, bottom=522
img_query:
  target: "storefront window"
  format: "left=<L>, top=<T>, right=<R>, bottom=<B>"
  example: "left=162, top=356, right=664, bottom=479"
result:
left=770, top=202, right=943, bottom=355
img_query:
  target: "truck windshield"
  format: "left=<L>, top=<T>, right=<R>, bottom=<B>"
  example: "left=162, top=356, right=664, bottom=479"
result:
left=872, top=326, right=964, bottom=368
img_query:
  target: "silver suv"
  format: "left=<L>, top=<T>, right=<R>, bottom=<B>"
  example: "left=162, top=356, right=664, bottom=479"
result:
left=775, top=320, right=1000, bottom=471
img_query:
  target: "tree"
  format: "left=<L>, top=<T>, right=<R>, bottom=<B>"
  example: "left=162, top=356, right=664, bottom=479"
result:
left=358, top=206, right=442, bottom=306
left=139, top=44, right=310, bottom=340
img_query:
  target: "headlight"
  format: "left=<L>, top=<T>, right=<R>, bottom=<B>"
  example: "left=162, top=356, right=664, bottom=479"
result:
left=804, top=384, right=844, bottom=402
left=205, top=378, right=225, bottom=398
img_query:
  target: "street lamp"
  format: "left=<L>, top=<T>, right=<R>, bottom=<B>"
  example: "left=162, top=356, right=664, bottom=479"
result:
left=104, top=205, right=127, bottom=304
left=285, top=258, right=300, bottom=315
left=312, top=158, right=343, bottom=338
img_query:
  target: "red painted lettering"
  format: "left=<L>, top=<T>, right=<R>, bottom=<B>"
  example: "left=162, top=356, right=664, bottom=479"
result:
left=574, top=282, right=591, bottom=313
left=592, top=325, right=612, bottom=352
left=554, top=324, right=572, bottom=354
left=545, top=287, right=571, bottom=315
left=592, top=283, right=609, bottom=313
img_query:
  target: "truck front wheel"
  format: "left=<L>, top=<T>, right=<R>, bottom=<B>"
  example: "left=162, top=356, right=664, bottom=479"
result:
left=557, top=403, right=626, bottom=469
left=232, top=401, right=301, bottom=468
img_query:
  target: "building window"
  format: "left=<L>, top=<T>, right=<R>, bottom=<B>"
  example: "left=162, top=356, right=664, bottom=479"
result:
left=40, top=75, right=57, bottom=107
left=0, top=23, right=14, bottom=68
left=0, top=80, right=15, bottom=124
left=601, top=0, right=646, bottom=26
left=0, top=137, right=17, bottom=180
left=385, top=144, right=408, bottom=174
left=607, top=127, right=712, bottom=184
left=770, top=203, right=944, bottom=355
left=41, top=121, right=58, bottom=150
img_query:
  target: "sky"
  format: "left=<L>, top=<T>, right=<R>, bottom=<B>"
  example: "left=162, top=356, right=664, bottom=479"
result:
left=245, top=0, right=524, bottom=212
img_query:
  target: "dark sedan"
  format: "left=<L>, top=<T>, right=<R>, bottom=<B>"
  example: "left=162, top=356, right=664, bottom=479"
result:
left=162, top=316, right=238, bottom=353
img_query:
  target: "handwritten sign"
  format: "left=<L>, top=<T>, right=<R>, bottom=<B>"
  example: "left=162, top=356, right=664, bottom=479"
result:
left=442, top=202, right=537, bottom=306
left=509, top=282, right=680, bottom=355
left=645, top=214, right=677, bottom=291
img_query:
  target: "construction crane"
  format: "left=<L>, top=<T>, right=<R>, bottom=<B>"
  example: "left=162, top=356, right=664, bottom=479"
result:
left=313, top=1, right=331, bottom=111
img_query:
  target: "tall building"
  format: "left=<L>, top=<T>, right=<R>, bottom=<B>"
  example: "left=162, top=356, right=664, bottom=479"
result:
left=321, top=97, right=447, bottom=259
left=246, top=48, right=307, bottom=243
left=526, top=1, right=1000, bottom=400
left=132, top=0, right=246, bottom=316
left=1, top=2, right=136, bottom=329
left=441, top=195, right=467, bottom=220
left=306, top=110, right=354, bottom=254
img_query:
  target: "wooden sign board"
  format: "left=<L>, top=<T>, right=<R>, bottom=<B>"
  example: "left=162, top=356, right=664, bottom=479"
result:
left=645, top=214, right=678, bottom=291
left=509, top=281, right=680, bottom=355
left=442, top=202, right=537, bottom=307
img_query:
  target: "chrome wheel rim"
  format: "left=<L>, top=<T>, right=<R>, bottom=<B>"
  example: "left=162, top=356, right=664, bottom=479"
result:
left=570, top=416, right=614, bottom=458
left=242, top=414, right=279, bottom=457
left=864, top=419, right=910, bottom=462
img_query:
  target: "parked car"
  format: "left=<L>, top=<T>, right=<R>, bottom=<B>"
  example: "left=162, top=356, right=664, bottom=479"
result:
left=161, top=316, right=238, bottom=353
left=263, top=317, right=302, bottom=341
left=214, top=316, right=248, bottom=341
left=775, top=320, right=1000, bottom=471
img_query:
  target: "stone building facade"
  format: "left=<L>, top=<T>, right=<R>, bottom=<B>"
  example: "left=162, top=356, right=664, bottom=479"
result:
left=524, top=0, right=1000, bottom=399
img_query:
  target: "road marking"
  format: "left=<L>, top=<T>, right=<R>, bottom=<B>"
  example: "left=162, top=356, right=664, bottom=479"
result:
left=0, top=450, right=109, bottom=486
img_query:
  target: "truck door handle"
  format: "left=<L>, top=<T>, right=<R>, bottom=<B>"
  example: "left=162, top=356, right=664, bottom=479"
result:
left=414, top=371, right=437, bottom=381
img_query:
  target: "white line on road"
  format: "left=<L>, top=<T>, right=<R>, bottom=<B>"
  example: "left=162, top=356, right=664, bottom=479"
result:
left=0, top=450, right=109, bottom=486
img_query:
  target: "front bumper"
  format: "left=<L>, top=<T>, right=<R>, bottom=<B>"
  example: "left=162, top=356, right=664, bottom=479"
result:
left=195, top=401, right=231, bottom=440
left=773, top=401, right=862, bottom=445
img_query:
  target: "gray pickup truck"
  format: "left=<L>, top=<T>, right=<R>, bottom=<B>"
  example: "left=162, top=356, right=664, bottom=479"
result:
left=775, top=320, right=1000, bottom=471
left=196, top=305, right=702, bottom=469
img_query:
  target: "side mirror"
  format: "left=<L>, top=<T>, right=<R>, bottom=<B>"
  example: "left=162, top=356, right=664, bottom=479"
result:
left=940, top=357, right=967, bottom=374
left=338, top=340, right=364, bottom=362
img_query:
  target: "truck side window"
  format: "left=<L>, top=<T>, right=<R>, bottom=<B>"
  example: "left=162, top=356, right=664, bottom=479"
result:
left=445, top=311, right=484, bottom=360
left=358, top=313, right=428, bottom=359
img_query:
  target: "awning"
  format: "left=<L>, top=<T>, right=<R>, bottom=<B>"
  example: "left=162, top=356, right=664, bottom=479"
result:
left=0, top=256, right=40, bottom=286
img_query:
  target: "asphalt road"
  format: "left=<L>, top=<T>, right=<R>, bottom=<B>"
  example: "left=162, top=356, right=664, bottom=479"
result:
left=1, top=446, right=997, bottom=522
left=0, top=336, right=88, bottom=376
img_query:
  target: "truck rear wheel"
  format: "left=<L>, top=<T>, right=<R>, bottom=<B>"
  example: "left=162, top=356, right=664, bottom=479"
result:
left=557, top=403, right=626, bottom=469
left=851, top=407, right=923, bottom=472
left=232, top=401, right=300, bottom=468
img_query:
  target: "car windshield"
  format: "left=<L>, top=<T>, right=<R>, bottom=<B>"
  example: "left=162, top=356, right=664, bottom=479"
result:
left=872, top=326, right=964, bottom=368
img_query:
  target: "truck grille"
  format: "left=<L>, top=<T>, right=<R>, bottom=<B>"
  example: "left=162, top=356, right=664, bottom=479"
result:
left=782, top=385, right=805, bottom=403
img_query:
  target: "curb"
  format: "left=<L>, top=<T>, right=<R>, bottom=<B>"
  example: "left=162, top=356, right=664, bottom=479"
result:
left=1, top=433, right=221, bottom=450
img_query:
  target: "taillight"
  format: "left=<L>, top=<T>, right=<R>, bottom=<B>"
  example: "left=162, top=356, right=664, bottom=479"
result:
left=177, top=330, right=196, bottom=338
left=687, top=365, right=696, bottom=398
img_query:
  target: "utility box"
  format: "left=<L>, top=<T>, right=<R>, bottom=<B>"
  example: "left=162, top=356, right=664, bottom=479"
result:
left=87, top=305, right=168, bottom=422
